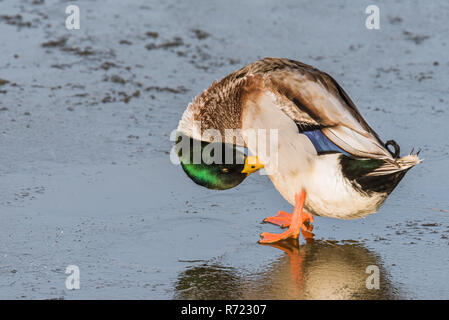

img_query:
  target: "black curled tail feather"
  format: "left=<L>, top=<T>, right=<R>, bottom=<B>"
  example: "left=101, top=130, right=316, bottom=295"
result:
left=385, top=140, right=400, bottom=158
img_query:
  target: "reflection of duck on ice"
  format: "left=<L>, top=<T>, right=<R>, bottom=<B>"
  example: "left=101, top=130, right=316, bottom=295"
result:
left=174, top=240, right=401, bottom=300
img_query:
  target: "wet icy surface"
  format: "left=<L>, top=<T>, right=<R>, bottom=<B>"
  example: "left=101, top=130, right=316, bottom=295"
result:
left=0, top=0, right=448, bottom=299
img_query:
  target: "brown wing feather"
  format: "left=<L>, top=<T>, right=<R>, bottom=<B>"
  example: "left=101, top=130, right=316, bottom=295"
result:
left=237, top=58, right=394, bottom=160
left=180, top=57, right=394, bottom=160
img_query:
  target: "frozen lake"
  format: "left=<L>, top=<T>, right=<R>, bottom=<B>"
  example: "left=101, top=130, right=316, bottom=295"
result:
left=0, top=0, right=448, bottom=299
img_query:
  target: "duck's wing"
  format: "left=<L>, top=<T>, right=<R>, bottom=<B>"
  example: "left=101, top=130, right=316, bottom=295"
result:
left=242, top=58, right=394, bottom=161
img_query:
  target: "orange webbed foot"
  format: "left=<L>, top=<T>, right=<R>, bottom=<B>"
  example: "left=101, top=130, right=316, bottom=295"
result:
left=259, top=190, right=315, bottom=244
left=259, top=229, right=299, bottom=244
left=263, top=210, right=292, bottom=228
left=264, top=210, right=314, bottom=229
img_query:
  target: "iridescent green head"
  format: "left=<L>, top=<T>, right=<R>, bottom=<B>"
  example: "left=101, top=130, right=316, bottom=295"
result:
left=175, top=133, right=263, bottom=190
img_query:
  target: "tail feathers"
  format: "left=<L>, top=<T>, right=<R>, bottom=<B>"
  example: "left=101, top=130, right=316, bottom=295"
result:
left=366, top=152, right=421, bottom=177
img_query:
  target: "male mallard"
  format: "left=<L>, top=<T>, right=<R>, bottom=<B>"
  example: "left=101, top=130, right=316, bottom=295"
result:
left=175, top=58, right=420, bottom=243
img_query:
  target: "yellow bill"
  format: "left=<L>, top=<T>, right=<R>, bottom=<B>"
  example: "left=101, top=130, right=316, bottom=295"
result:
left=241, top=156, right=264, bottom=175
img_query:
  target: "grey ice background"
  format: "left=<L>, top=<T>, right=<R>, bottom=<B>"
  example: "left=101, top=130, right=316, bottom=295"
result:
left=0, top=0, right=448, bottom=299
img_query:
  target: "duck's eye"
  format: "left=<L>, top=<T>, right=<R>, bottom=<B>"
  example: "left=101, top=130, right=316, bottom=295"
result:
left=251, top=166, right=255, bottom=169
left=221, top=168, right=229, bottom=173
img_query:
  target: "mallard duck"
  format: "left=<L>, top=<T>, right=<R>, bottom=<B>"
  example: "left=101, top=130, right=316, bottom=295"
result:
left=175, top=58, right=421, bottom=243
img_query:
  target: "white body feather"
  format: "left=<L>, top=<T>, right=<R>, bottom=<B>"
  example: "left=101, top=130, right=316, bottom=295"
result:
left=242, top=90, right=390, bottom=219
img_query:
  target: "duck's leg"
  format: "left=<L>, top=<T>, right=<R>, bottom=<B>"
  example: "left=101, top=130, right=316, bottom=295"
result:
left=259, top=189, right=314, bottom=243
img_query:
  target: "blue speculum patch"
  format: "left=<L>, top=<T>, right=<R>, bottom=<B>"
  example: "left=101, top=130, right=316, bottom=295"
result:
left=302, top=129, right=352, bottom=156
